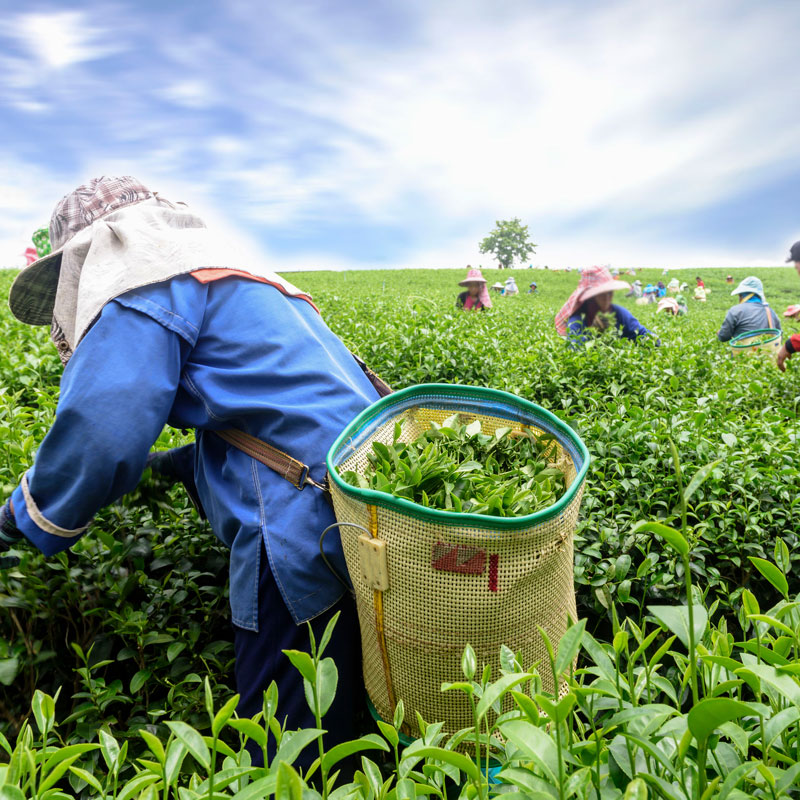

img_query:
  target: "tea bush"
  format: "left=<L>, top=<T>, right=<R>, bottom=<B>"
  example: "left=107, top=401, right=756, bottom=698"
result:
left=1, top=265, right=799, bottom=797
left=4, top=533, right=800, bottom=800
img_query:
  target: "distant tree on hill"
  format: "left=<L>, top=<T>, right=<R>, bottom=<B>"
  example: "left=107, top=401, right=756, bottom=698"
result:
left=479, top=219, right=536, bottom=269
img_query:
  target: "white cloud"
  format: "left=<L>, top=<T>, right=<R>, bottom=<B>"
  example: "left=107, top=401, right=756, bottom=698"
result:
left=199, top=0, right=797, bottom=259
left=282, top=0, right=796, bottom=224
left=9, top=99, right=49, bottom=114
left=158, top=80, right=215, bottom=109
left=208, top=136, right=246, bottom=157
left=13, top=11, right=116, bottom=69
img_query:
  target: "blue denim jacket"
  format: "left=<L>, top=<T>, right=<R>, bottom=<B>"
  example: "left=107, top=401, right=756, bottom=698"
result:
left=567, top=304, right=658, bottom=348
left=11, top=275, right=379, bottom=629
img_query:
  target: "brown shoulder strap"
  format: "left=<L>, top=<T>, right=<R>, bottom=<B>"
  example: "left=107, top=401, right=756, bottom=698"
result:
left=350, top=352, right=393, bottom=398
left=214, top=428, right=327, bottom=492
left=216, top=351, right=391, bottom=494
left=766, top=305, right=774, bottom=329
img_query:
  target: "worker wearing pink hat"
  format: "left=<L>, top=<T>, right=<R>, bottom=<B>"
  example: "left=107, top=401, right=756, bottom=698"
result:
left=456, top=266, right=492, bottom=310
left=555, top=265, right=657, bottom=345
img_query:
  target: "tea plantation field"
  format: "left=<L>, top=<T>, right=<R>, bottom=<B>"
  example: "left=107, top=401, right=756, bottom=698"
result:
left=1, top=265, right=800, bottom=799
left=295, top=267, right=800, bottom=622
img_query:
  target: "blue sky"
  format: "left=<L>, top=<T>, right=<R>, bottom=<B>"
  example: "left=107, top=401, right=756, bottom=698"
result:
left=1, top=0, right=798, bottom=270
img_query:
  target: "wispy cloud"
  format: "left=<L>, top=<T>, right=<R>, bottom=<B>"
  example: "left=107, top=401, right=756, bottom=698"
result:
left=0, top=0, right=798, bottom=270
left=13, top=10, right=117, bottom=69
left=158, top=80, right=216, bottom=109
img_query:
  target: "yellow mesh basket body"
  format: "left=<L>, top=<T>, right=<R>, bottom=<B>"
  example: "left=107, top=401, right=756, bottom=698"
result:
left=326, top=384, right=590, bottom=741
left=730, top=328, right=781, bottom=357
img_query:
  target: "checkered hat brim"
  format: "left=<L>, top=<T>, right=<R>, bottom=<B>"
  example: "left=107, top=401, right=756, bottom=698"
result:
left=9, top=251, right=63, bottom=326
left=9, top=176, right=153, bottom=326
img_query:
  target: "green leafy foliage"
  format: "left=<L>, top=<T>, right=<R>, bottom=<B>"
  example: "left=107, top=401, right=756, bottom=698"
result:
left=339, top=415, right=566, bottom=516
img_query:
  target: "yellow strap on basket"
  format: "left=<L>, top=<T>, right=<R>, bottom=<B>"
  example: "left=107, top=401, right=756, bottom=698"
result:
left=368, top=505, right=397, bottom=711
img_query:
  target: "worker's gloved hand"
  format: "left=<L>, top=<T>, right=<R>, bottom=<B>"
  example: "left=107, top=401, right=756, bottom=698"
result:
left=0, top=501, right=23, bottom=569
left=147, top=445, right=206, bottom=519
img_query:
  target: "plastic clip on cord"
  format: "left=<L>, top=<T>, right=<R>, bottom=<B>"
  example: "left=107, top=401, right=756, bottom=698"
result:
left=0, top=501, right=23, bottom=569
left=318, top=520, right=390, bottom=592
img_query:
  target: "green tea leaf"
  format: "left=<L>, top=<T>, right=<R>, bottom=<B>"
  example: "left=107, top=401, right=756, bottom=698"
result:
left=405, top=745, right=481, bottom=783
left=687, top=698, right=756, bottom=743
left=316, top=657, right=339, bottom=717
left=273, top=728, right=325, bottom=768
left=475, top=672, right=532, bottom=718
left=212, top=694, right=240, bottom=737
left=632, top=521, right=689, bottom=557
left=282, top=650, right=317, bottom=683
left=683, top=459, right=722, bottom=504
left=321, top=734, right=389, bottom=773
left=648, top=604, right=708, bottom=650
left=500, top=719, right=558, bottom=782
left=555, top=618, right=586, bottom=676
left=165, top=721, right=210, bottom=769
left=748, top=557, right=789, bottom=599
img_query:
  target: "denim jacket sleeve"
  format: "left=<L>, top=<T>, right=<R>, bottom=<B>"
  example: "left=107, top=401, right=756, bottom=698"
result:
left=614, top=305, right=660, bottom=345
left=11, top=297, right=193, bottom=555
left=717, top=308, right=736, bottom=342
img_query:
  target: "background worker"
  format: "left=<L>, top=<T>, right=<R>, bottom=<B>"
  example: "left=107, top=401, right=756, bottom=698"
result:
left=788, top=241, right=800, bottom=275
left=777, top=333, right=800, bottom=371
left=503, top=276, right=519, bottom=296
left=694, top=284, right=707, bottom=302
left=456, top=267, right=492, bottom=310
left=0, top=176, right=380, bottom=766
left=626, top=279, right=643, bottom=298
left=555, top=265, right=657, bottom=346
left=657, top=296, right=688, bottom=316
left=717, top=276, right=781, bottom=342
left=777, top=241, right=800, bottom=369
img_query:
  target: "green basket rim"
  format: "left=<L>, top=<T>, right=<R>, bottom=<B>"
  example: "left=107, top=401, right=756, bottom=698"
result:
left=730, top=328, right=781, bottom=349
left=325, top=383, right=591, bottom=531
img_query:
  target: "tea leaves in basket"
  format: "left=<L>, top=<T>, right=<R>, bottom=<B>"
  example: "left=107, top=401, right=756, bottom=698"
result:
left=338, top=414, right=566, bottom=516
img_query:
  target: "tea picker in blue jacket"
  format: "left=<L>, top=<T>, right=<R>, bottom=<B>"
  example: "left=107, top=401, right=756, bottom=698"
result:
left=0, top=176, right=380, bottom=766
left=555, top=265, right=658, bottom=347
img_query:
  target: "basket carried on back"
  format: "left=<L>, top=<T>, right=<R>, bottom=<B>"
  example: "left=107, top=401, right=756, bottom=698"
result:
left=730, top=328, right=781, bottom=357
left=326, top=384, right=590, bottom=741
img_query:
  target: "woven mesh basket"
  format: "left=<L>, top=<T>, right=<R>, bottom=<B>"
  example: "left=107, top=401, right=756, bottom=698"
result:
left=326, top=384, right=590, bottom=742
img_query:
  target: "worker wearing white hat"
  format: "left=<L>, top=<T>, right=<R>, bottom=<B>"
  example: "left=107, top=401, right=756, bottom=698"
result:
left=718, top=276, right=781, bottom=342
